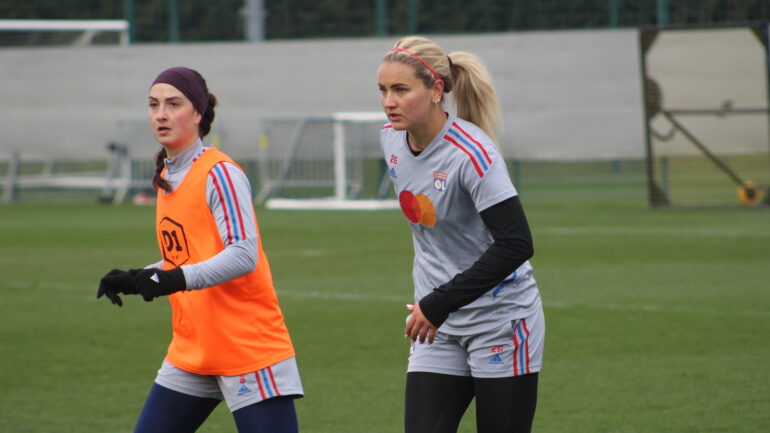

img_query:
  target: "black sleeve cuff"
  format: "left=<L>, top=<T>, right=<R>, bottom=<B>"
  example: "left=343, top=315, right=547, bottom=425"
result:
left=166, top=267, right=187, bottom=291
left=418, top=292, right=452, bottom=328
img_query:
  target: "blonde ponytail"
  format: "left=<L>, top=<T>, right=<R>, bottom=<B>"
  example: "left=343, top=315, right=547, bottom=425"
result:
left=448, top=51, right=501, bottom=141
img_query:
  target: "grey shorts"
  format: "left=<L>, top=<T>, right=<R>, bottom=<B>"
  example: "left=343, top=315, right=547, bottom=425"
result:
left=154, top=357, right=304, bottom=412
left=407, top=306, right=545, bottom=378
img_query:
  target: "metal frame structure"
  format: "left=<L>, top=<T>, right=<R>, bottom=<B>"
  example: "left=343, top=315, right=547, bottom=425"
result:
left=639, top=23, right=770, bottom=207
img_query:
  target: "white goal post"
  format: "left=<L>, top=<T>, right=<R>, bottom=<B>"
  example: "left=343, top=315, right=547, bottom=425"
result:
left=257, top=111, right=400, bottom=210
left=0, top=19, right=130, bottom=46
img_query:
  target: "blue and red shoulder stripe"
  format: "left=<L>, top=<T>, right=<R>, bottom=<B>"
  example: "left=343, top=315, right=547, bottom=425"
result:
left=209, top=162, right=248, bottom=244
left=444, top=122, right=493, bottom=177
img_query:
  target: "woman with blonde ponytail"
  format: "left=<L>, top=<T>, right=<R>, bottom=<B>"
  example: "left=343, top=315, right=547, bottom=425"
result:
left=378, top=36, right=544, bottom=433
left=96, top=67, right=303, bottom=433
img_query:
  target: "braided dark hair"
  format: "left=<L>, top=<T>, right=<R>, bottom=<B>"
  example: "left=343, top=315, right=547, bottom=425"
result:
left=152, top=147, right=172, bottom=192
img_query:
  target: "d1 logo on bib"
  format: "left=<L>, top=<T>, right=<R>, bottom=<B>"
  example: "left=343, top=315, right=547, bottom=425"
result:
left=159, top=217, right=190, bottom=267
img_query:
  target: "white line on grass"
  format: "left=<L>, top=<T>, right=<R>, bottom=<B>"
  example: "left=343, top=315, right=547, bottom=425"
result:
left=278, top=290, right=770, bottom=318
left=539, top=227, right=770, bottom=238
left=279, top=289, right=405, bottom=302
left=5, top=281, right=769, bottom=318
left=5, top=280, right=85, bottom=291
left=543, top=300, right=770, bottom=317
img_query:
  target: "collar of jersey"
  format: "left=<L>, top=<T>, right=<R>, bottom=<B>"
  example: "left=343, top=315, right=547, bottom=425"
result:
left=164, top=139, right=205, bottom=175
left=404, top=112, right=456, bottom=158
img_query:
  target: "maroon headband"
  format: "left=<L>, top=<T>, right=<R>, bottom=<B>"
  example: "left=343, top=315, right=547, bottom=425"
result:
left=151, top=67, right=209, bottom=114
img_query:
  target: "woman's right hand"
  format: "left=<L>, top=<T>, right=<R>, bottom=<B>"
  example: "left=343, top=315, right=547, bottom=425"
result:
left=405, top=303, right=439, bottom=344
left=96, top=268, right=141, bottom=307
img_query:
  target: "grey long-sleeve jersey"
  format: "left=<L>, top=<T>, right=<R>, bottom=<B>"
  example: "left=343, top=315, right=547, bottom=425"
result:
left=146, top=140, right=258, bottom=290
left=381, top=114, right=541, bottom=335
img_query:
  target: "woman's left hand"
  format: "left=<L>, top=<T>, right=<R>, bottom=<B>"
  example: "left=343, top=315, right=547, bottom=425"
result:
left=405, top=303, right=438, bottom=344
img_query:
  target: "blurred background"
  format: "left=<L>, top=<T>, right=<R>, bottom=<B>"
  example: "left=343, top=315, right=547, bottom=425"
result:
left=1, top=0, right=769, bottom=207
left=2, top=0, right=770, bottom=208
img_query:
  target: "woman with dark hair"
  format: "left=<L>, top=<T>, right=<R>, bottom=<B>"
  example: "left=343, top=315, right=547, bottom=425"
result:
left=97, top=67, right=303, bottom=433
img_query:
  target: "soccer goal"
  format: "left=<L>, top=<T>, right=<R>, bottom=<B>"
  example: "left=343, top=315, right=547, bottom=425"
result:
left=255, top=112, right=399, bottom=210
left=0, top=19, right=129, bottom=47
left=640, top=24, right=770, bottom=208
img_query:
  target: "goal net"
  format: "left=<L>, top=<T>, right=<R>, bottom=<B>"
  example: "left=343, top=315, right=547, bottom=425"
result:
left=256, top=112, right=398, bottom=210
left=641, top=24, right=770, bottom=208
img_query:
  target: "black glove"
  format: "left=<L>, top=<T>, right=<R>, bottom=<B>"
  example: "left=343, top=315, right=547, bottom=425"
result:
left=96, top=268, right=142, bottom=307
left=134, top=268, right=186, bottom=302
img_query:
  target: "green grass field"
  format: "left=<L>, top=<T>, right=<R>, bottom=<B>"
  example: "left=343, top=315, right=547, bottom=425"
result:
left=1, top=178, right=769, bottom=432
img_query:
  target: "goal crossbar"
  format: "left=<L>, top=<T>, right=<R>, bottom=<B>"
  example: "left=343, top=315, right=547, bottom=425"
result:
left=258, top=111, right=398, bottom=209
left=0, top=19, right=130, bottom=46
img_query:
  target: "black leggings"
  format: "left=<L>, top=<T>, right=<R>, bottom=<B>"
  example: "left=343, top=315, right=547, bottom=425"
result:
left=404, top=371, right=538, bottom=433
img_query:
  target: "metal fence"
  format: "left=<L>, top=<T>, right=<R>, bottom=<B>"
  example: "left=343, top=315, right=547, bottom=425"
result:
left=1, top=0, right=769, bottom=45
